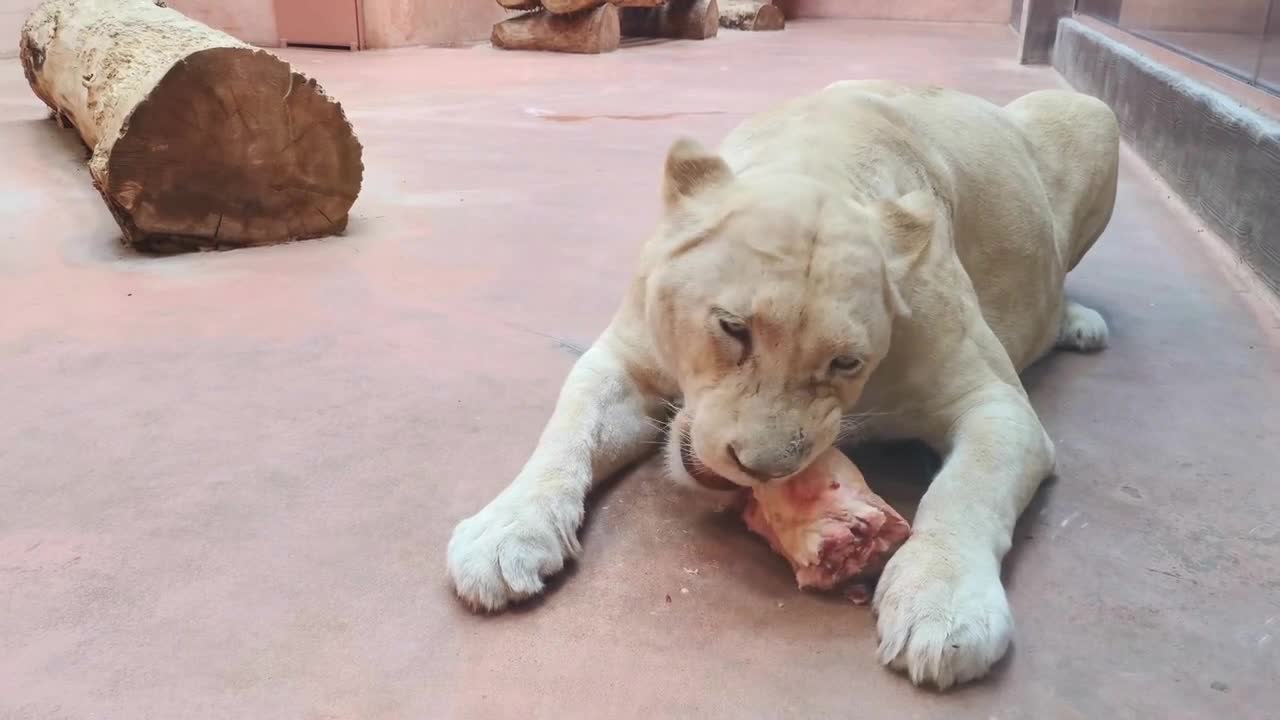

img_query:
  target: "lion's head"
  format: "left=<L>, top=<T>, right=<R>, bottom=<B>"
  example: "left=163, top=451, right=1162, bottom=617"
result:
left=643, top=138, right=932, bottom=491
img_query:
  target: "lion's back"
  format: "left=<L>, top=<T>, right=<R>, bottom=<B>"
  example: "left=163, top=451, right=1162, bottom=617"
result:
left=1003, top=90, right=1119, bottom=272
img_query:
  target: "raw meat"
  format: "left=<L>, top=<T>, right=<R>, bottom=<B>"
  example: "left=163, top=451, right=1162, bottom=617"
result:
left=741, top=448, right=910, bottom=602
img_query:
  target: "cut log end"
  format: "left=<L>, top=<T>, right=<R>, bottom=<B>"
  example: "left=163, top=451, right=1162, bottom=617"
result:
left=542, top=0, right=602, bottom=13
left=99, top=48, right=362, bottom=252
left=537, top=0, right=665, bottom=12
left=719, top=1, right=783, bottom=30
left=19, top=0, right=362, bottom=254
left=492, top=4, right=621, bottom=53
left=619, top=0, right=718, bottom=40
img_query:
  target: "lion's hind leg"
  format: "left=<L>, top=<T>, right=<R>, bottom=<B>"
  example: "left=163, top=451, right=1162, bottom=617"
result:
left=1055, top=299, right=1109, bottom=352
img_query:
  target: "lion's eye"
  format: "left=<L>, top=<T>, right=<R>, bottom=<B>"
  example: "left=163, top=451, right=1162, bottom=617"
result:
left=718, top=316, right=750, bottom=344
left=830, top=356, right=864, bottom=375
left=716, top=315, right=752, bottom=364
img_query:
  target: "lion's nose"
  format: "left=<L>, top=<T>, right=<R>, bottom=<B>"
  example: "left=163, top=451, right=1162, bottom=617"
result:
left=727, top=441, right=809, bottom=481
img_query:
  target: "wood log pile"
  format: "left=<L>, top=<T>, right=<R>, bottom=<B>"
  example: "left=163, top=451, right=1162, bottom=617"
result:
left=492, top=0, right=783, bottom=54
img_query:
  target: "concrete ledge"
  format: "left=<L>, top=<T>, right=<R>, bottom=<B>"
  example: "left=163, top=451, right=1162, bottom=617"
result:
left=1054, top=17, right=1280, bottom=295
left=1016, top=0, right=1072, bottom=64
left=777, top=0, right=1010, bottom=23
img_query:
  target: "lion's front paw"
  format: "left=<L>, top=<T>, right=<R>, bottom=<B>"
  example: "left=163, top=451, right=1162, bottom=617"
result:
left=446, top=488, right=583, bottom=613
left=872, top=535, right=1012, bottom=689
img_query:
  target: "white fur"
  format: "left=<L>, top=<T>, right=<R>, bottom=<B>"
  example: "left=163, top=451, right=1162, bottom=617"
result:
left=446, top=485, right=582, bottom=612
left=1056, top=299, right=1109, bottom=351
left=445, top=342, right=664, bottom=611
left=445, top=81, right=1119, bottom=689
left=874, top=535, right=1013, bottom=689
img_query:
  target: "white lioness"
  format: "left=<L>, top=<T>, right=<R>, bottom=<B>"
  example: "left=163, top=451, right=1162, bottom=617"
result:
left=447, top=80, right=1118, bottom=688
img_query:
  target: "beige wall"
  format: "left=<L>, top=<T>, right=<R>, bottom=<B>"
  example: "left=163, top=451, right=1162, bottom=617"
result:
left=362, top=0, right=504, bottom=49
left=1118, top=0, right=1269, bottom=35
left=166, top=0, right=280, bottom=47
left=778, top=0, right=1010, bottom=23
left=0, top=0, right=1028, bottom=57
left=169, top=0, right=508, bottom=50
left=2, top=0, right=499, bottom=52
left=2, top=0, right=280, bottom=55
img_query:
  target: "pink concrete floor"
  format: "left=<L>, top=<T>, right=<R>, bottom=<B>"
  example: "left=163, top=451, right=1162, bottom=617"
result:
left=2, top=19, right=1279, bottom=720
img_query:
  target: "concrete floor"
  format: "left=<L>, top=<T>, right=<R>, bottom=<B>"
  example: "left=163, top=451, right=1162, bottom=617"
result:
left=2, top=19, right=1279, bottom=720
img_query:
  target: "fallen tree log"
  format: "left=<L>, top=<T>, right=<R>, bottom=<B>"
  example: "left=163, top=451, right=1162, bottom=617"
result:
left=491, top=4, right=621, bottom=53
left=19, top=0, right=362, bottom=253
left=719, top=0, right=783, bottom=30
left=619, top=0, right=718, bottom=40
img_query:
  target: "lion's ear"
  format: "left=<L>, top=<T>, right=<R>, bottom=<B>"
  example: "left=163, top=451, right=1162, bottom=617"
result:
left=880, top=190, right=936, bottom=256
left=878, top=190, right=939, bottom=319
left=662, top=137, right=733, bottom=208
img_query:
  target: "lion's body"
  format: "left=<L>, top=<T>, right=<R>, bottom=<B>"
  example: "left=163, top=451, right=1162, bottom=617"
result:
left=721, top=81, right=1116, bottom=393
left=447, top=81, right=1120, bottom=690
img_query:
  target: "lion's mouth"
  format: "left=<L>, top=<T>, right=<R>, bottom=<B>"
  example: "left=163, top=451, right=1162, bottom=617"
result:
left=679, top=428, right=739, bottom=492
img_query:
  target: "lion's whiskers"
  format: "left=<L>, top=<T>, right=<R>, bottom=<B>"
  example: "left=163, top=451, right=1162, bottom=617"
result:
left=836, top=408, right=898, bottom=443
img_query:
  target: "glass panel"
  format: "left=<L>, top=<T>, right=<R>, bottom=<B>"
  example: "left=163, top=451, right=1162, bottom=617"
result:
left=1131, top=0, right=1268, bottom=80
left=1258, top=1, right=1280, bottom=92
left=1076, top=0, right=1278, bottom=94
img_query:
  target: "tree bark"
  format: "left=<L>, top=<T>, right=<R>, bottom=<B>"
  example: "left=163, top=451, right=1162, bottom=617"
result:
left=19, top=0, right=363, bottom=253
left=542, top=0, right=603, bottom=13
left=540, top=0, right=665, bottom=13
left=719, top=0, right=784, bottom=30
left=619, top=0, right=719, bottom=40
left=492, top=4, right=621, bottom=53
